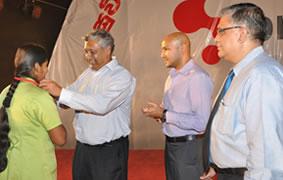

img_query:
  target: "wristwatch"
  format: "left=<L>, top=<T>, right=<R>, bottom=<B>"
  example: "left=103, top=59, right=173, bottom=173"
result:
left=160, top=109, right=167, bottom=123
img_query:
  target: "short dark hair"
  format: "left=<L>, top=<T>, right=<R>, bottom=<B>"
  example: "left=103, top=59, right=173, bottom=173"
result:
left=84, top=29, right=115, bottom=54
left=220, top=3, right=267, bottom=44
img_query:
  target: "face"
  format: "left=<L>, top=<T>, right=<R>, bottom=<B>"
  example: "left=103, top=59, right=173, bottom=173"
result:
left=34, top=61, right=48, bottom=81
left=160, top=38, right=182, bottom=69
left=84, top=39, right=111, bottom=70
left=214, top=14, right=241, bottom=62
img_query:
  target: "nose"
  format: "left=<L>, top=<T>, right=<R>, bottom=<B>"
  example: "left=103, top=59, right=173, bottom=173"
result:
left=214, top=33, right=220, bottom=43
left=160, top=50, right=165, bottom=58
left=85, top=51, right=91, bottom=60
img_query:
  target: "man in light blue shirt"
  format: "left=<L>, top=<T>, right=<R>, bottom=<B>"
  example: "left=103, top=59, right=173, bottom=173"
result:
left=201, top=3, right=283, bottom=180
left=40, top=29, right=136, bottom=180
left=142, top=32, right=214, bottom=180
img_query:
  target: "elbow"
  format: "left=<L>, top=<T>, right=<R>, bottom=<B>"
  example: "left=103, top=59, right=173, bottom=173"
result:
left=55, top=134, right=67, bottom=146
left=56, top=128, right=67, bottom=146
left=51, top=125, right=67, bottom=146
left=89, top=104, right=112, bottom=116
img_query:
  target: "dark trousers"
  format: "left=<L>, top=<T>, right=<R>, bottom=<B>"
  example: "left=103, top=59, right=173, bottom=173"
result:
left=217, top=173, right=244, bottom=180
left=165, top=138, right=204, bottom=180
left=211, top=163, right=246, bottom=180
left=72, top=136, right=129, bottom=180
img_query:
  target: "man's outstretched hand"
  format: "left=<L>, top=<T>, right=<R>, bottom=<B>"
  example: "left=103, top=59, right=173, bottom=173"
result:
left=39, top=79, right=62, bottom=98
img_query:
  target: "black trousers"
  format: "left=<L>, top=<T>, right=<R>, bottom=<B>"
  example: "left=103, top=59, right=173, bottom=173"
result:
left=217, top=173, right=244, bottom=180
left=165, top=137, right=204, bottom=180
left=72, top=136, right=129, bottom=180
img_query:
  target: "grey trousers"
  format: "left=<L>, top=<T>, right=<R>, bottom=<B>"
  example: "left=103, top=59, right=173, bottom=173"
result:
left=165, top=137, right=204, bottom=180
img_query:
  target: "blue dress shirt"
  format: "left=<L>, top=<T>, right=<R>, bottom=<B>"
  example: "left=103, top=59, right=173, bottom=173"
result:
left=211, top=46, right=283, bottom=179
left=162, top=59, right=214, bottom=137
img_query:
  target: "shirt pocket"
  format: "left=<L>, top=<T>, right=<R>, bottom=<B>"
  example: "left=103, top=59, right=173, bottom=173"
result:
left=214, top=98, right=238, bottom=137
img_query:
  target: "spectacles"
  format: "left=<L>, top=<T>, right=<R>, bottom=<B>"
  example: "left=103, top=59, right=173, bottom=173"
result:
left=217, top=26, right=242, bottom=35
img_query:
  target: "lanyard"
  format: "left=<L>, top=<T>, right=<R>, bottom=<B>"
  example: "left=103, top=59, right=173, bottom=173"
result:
left=14, top=77, right=39, bottom=86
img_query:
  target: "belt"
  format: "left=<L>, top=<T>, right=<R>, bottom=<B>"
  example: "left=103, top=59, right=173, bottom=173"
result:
left=211, top=163, right=247, bottom=176
left=166, top=134, right=204, bottom=143
left=79, top=136, right=128, bottom=147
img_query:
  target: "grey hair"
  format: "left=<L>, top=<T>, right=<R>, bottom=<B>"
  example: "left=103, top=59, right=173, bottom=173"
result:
left=84, top=29, right=115, bottom=53
left=220, top=3, right=267, bottom=44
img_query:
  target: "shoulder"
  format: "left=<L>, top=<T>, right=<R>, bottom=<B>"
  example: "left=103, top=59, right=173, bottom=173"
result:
left=0, top=85, right=11, bottom=104
left=27, top=85, right=54, bottom=104
left=250, top=54, right=283, bottom=80
left=0, top=85, right=11, bottom=96
left=190, top=63, right=212, bottom=82
left=108, top=62, right=135, bottom=82
left=242, top=55, right=283, bottom=92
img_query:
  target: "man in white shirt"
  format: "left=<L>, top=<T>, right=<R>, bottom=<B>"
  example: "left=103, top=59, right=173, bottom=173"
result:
left=201, top=3, right=283, bottom=180
left=40, top=29, right=136, bottom=180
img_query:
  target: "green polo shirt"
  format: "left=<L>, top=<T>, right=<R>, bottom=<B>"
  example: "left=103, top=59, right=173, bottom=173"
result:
left=0, top=78, right=62, bottom=180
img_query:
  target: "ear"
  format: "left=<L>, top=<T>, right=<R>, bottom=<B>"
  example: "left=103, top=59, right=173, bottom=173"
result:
left=105, top=46, right=112, bottom=55
left=180, top=43, right=187, bottom=54
left=33, top=62, right=41, bottom=73
left=238, top=27, right=249, bottom=43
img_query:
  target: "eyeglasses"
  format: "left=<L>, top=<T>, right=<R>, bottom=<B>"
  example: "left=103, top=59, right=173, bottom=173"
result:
left=217, top=26, right=242, bottom=35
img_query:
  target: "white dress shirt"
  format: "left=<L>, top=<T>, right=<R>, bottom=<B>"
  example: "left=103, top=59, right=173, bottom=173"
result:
left=211, top=46, right=283, bottom=179
left=59, top=58, right=136, bottom=145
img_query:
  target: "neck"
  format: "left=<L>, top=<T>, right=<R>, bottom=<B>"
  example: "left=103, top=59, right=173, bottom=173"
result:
left=175, top=55, right=191, bottom=71
left=14, top=77, right=39, bottom=86
left=231, top=43, right=261, bottom=66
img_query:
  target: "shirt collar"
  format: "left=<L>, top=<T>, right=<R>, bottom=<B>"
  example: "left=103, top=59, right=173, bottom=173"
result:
left=169, top=58, right=195, bottom=77
left=90, top=56, right=118, bottom=72
left=105, top=57, right=118, bottom=71
left=232, top=46, right=264, bottom=76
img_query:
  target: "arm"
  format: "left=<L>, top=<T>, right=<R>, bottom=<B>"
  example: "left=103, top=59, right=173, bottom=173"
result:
left=244, top=73, right=283, bottom=179
left=39, top=79, right=62, bottom=98
left=34, top=91, right=68, bottom=146
left=48, top=125, right=67, bottom=146
left=58, top=72, right=135, bottom=115
left=142, top=101, right=164, bottom=123
left=39, top=80, right=70, bottom=109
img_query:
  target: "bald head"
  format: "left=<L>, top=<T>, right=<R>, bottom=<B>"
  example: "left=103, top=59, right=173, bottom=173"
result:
left=161, top=32, right=192, bottom=71
left=164, top=32, right=191, bottom=52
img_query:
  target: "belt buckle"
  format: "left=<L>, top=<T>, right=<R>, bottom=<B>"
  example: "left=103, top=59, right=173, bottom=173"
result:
left=187, top=135, right=198, bottom=141
left=187, top=135, right=194, bottom=141
left=172, top=137, right=177, bottom=142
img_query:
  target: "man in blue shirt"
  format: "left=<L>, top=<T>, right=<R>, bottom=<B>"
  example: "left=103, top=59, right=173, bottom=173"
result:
left=201, top=3, right=283, bottom=180
left=142, top=32, right=214, bottom=180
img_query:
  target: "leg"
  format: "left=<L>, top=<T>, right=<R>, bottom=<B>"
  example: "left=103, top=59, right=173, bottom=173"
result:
left=72, top=141, right=91, bottom=180
left=217, top=173, right=244, bottom=180
left=73, top=137, right=129, bottom=180
left=165, top=138, right=203, bottom=180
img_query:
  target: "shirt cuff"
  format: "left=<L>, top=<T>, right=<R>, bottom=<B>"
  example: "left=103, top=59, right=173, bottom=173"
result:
left=165, top=111, right=175, bottom=124
left=58, top=88, right=73, bottom=105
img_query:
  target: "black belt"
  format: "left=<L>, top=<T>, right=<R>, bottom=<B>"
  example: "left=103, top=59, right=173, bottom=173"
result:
left=166, top=134, right=204, bottom=143
left=211, top=163, right=247, bottom=176
left=79, top=136, right=128, bottom=147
